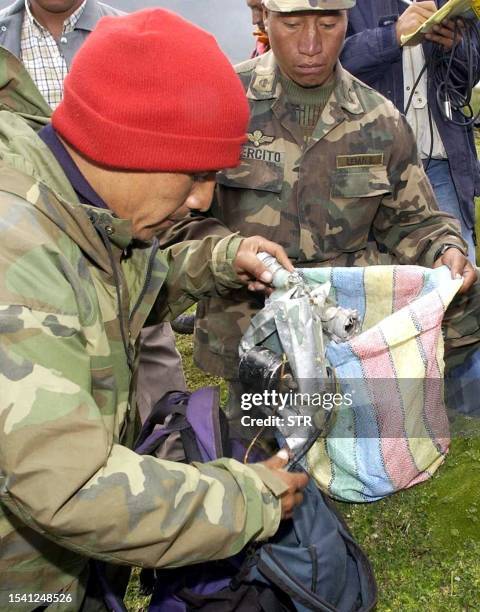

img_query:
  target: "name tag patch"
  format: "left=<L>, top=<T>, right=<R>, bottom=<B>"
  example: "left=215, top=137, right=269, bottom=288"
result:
left=336, top=154, right=384, bottom=168
left=241, top=147, right=284, bottom=164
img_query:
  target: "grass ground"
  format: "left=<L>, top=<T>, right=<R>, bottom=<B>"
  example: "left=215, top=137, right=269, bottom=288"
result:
left=471, top=88, right=480, bottom=117
left=125, top=135, right=480, bottom=610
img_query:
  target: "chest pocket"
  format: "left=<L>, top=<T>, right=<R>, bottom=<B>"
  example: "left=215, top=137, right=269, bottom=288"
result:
left=331, top=165, right=391, bottom=199
left=216, top=148, right=285, bottom=194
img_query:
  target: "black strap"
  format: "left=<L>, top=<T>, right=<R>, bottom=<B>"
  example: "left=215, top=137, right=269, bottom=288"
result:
left=180, top=427, right=204, bottom=463
left=149, top=391, right=189, bottom=425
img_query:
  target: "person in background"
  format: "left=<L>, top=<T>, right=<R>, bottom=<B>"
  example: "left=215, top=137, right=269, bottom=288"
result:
left=0, top=0, right=188, bottom=422
left=0, top=10, right=308, bottom=609
left=341, top=0, right=480, bottom=263
left=247, top=0, right=270, bottom=56
left=0, top=0, right=120, bottom=109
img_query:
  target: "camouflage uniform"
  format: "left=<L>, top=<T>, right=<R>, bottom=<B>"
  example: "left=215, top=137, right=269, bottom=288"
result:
left=194, top=47, right=477, bottom=379
left=0, top=48, right=287, bottom=610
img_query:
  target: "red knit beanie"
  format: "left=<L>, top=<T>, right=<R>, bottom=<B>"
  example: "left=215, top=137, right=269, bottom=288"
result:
left=52, top=9, right=250, bottom=171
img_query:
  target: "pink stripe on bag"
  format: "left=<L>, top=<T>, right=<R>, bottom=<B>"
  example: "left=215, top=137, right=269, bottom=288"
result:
left=349, top=328, right=419, bottom=490
left=393, top=267, right=425, bottom=312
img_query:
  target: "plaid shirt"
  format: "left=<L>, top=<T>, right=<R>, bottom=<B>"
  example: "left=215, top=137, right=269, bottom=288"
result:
left=20, top=0, right=86, bottom=109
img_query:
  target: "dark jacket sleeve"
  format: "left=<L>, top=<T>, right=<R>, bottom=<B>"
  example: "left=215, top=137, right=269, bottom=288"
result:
left=341, top=20, right=402, bottom=82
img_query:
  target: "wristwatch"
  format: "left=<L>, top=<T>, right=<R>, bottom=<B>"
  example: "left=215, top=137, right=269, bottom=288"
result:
left=433, top=243, right=466, bottom=262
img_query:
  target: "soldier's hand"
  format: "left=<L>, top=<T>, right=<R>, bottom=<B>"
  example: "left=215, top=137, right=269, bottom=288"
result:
left=396, top=2, right=437, bottom=45
left=433, top=247, right=477, bottom=293
left=425, top=18, right=463, bottom=50
left=234, top=236, right=293, bottom=292
left=261, top=449, right=309, bottom=520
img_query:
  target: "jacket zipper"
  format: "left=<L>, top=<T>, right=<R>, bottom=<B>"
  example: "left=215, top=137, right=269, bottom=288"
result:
left=95, top=221, right=134, bottom=371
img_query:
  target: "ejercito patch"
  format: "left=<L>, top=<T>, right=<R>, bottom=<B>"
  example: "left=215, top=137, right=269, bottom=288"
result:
left=241, top=146, right=284, bottom=164
left=336, top=154, right=384, bottom=168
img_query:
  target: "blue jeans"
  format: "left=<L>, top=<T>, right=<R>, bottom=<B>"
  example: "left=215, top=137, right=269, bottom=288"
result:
left=424, top=159, right=476, bottom=264
left=445, top=350, right=480, bottom=418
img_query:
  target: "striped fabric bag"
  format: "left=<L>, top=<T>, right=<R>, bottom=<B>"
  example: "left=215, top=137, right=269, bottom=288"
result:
left=301, top=265, right=462, bottom=502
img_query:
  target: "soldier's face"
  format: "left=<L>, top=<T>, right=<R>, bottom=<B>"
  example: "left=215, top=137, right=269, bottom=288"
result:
left=264, top=10, right=347, bottom=87
left=247, top=0, right=265, bottom=30
left=112, top=172, right=216, bottom=241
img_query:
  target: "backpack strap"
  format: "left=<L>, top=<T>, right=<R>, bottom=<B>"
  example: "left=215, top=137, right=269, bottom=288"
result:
left=134, top=391, right=193, bottom=456
left=184, top=387, right=230, bottom=462
left=142, top=391, right=190, bottom=431
left=135, top=417, right=190, bottom=456
left=134, top=387, right=230, bottom=462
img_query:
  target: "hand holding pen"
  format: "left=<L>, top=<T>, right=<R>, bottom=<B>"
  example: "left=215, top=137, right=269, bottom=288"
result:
left=396, top=1, right=437, bottom=45
left=398, top=0, right=464, bottom=49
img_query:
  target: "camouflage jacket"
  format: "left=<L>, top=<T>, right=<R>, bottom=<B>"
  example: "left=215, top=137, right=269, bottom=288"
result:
left=194, top=51, right=467, bottom=378
left=0, top=48, right=286, bottom=610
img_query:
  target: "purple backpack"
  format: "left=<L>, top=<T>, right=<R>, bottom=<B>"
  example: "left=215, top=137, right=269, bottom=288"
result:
left=97, top=387, right=377, bottom=612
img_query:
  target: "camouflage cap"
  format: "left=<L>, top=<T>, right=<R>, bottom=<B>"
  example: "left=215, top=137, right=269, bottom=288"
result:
left=263, top=0, right=356, bottom=10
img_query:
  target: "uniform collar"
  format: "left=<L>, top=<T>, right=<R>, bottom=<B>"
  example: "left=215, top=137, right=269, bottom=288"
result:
left=246, top=51, right=364, bottom=116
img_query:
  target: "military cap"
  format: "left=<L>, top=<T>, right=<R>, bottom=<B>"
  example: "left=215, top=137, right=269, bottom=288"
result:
left=263, top=0, right=356, bottom=10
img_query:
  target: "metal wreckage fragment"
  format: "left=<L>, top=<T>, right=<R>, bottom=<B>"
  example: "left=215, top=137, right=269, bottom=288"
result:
left=239, top=253, right=360, bottom=468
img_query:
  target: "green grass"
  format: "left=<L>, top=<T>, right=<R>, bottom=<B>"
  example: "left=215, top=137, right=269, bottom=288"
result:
left=470, top=88, right=480, bottom=119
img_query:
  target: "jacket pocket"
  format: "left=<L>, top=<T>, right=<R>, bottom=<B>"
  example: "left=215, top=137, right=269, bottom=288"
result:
left=331, top=165, right=391, bottom=199
left=325, top=165, right=391, bottom=253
